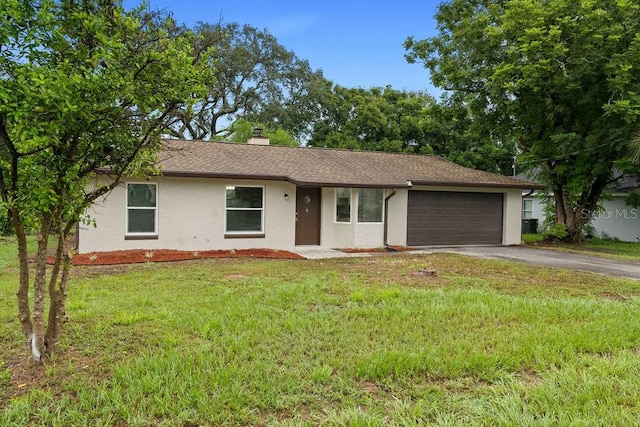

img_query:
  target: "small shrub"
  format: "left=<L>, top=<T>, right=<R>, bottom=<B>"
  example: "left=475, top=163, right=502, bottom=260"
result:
left=543, top=222, right=568, bottom=243
left=582, top=223, right=595, bottom=239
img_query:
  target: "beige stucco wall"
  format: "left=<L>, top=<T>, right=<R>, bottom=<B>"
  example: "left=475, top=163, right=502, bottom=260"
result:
left=502, top=188, right=523, bottom=245
left=320, top=188, right=355, bottom=248
left=79, top=177, right=525, bottom=253
left=79, top=176, right=296, bottom=253
left=386, top=189, right=408, bottom=247
left=320, top=187, right=390, bottom=249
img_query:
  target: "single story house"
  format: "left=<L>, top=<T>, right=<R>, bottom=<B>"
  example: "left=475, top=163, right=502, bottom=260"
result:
left=523, top=175, right=640, bottom=242
left=78, top=137, right=543, bottom=254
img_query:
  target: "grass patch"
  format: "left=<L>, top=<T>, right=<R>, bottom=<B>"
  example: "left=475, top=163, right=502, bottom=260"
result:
left=524, top=234, right=640, bottom=261
left=2, top=239, right=640, bottom=425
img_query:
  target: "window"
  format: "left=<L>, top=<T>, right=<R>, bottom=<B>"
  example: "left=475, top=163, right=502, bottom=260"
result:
left=127, top=183, right=157, bottom=235
left=523, top=199, right=533, bottom=219
left=357, top=188, right=383, bottom=223
left=225, top=186, right=264, bottom=233
left=335, top=188, right=351, bottom=222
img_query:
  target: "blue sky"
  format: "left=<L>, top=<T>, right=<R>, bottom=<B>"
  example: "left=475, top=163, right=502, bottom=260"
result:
left=126, top=0, right=442, bottom=94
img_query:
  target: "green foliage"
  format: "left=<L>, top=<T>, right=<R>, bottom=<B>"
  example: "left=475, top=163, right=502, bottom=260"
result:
left=227, top=118, right=299, bottom=146
left=308, top=85, right=515, bottom=174
left=406, top=0, right=640, bottom=240
left=543, top=222, right=569, bottom=243
left=0, top=0, right=211, bottom=230
left=423, top=98, right=517, bottom=174
left=521, top=233, right=543, bottom=244
left=0, top=210, right=12, bottom=236
left=626, top=191, right=640, bottom=209
left=0, top=0, right=212, bottom=360
left=310, top=85, right=432, bottom=153
left=168, top=22, right=327, bottom=141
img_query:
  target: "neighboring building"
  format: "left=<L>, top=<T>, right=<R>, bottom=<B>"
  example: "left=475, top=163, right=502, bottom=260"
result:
left=78, top=138, right=543, bottom=253
left=522, top=175, right=640, bottom=242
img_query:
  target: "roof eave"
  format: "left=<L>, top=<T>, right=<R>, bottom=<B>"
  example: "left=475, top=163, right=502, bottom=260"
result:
left=161, top=170, right=290, bottom=183
left=162, top=170, right=410, bottom=188
left=410, top=180, right=547, bottom=190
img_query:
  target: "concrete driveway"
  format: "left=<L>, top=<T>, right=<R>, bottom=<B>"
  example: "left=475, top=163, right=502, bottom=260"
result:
left=436, top=246, right=640, bottom=280
left=293, top=245, right=640, bottom=280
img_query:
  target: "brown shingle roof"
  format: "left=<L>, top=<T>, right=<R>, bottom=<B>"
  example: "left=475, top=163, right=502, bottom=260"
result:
left=158, top=140, right=544, bottom=189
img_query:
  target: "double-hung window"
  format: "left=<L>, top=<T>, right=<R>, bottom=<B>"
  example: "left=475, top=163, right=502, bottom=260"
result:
left=357, top=188, right=383, bottom=223
left=126, top=183, right=157, bottom=235
left=523, top=199, right=533, bottom=219
left=335, top=188, right=351, bottom=223
left=225, top=185, right=264, bottom=234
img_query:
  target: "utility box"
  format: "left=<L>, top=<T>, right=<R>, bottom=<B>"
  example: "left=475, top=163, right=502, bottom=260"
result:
left=521, top=218, right=539, bottom=234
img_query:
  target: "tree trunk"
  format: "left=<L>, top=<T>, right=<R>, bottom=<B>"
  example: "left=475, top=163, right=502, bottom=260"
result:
left=551, top=173, right=610, bottom=244
left=13, top=210, right=34, bottom=356
left=45, top=227, right=71, bottom=357
left=551, top=189, right=586, bottom=243
left=30, top=215, right=53, bottom=362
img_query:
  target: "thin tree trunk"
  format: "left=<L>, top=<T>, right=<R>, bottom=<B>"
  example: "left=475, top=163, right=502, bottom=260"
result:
left=13, top=210, right=34, bottom=354
left=31, top=214, right=52, bottom=362
left=45, top=226, right=70, bottom=357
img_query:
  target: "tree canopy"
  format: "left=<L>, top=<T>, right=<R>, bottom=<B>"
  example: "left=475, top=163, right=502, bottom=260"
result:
left=0, top=0, right=211, bottom=361
left=308, top=85, right=515, bottom=174
left=168, top=22, right=327, bottom=142
left=406, top=0, right=640, bottom=241
left=309, top=86, right=430, bottom=152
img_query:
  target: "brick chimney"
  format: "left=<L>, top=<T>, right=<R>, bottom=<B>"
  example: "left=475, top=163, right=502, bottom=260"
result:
left=247, top=127, right=269, bottom=145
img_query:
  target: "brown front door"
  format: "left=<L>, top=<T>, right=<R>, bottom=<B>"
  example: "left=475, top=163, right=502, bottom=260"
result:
left=295, top=187, right=321, bottom=245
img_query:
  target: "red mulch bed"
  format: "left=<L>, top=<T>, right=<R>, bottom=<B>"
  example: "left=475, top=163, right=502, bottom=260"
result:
left=339, top=246, right=413, bottom=253
left=46, top=248, right=304, bottom=266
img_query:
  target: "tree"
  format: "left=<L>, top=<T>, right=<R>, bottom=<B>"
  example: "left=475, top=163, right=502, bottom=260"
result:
left=308, top=85, right=515, bottom=174
left=405, top=0, right=640, bottom=242
left=0, top=0, right=211, bottom=362
left=309, top=85, right=433, bottom=152
left=168, top=22, right=327, bottom=142
left=422, top=97, right=517, bottom=175
left=227, top=118, right=299, bottom=146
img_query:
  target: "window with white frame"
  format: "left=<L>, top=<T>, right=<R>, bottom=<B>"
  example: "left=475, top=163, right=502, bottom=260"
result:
left=523, top=199, right=533, bottom=219
left=335, top=188, right=351, bottom=222
left=126, top=183, right=157, bottom=234
left=357, top=188, right=383, bottom=223
left=225, top=185, right=264, bottom=233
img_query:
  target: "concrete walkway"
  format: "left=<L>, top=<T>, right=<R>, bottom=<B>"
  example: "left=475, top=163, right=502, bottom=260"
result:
left=293, top=245, right=640, bottom=280
left=293, top=246, right=373, bottom=259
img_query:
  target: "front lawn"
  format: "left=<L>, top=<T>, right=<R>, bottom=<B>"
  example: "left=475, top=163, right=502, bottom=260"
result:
left=523, top=233, right=640, bottom=261
left=2, top=239, right=640, bottom=425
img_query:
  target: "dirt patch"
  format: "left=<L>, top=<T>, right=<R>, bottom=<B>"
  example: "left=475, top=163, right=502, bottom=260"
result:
left=46, top=248, right=304, bottom=266
left=3, top=356, right=46, bottom=400
left=2, top=348, right=103, bottom=405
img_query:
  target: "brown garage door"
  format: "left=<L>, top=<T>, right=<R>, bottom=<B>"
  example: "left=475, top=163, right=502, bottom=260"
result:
left=407, top=191, right=503, bottom=246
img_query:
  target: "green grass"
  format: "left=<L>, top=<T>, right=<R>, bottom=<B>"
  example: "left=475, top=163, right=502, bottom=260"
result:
left=2, top=238, right=640, bottom=425
left=523, top=233, right=640, bottom=261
